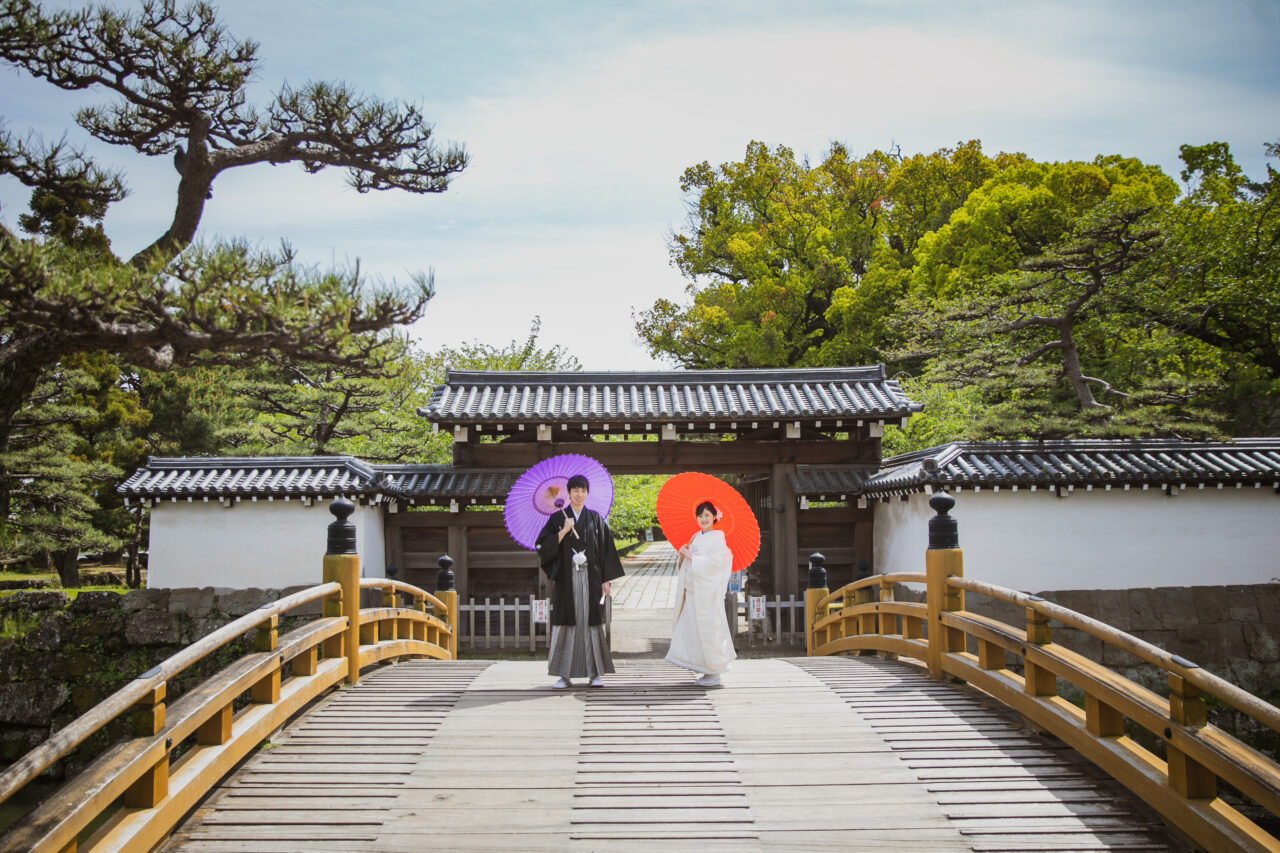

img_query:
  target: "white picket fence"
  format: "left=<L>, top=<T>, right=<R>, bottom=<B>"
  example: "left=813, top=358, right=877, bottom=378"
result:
left=457, top=596, right=614, bottom=651
left=457, top=593, right=805, bottom=651
left=740, top=594, right=807, bottom=647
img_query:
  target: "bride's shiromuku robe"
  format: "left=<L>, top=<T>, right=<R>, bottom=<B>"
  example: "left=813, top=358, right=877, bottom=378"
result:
left=665, top=528, right=736, bottom=675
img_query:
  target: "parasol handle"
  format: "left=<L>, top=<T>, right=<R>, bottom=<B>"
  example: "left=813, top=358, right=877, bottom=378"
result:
left=554, top=499, right=582, bottom=540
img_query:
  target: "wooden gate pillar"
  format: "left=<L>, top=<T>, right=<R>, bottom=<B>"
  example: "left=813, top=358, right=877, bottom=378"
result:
left=770, top=462, right=797, bottom=597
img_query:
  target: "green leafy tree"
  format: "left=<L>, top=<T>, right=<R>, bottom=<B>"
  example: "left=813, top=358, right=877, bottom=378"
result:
left=441, top=316, right=582, bottom=374
left=0, top=361, right=120, bottom=585
left=229, top=317, right=582, bottom=464
left=1134, top=140, right=1280, bottom=432
left=226, top=333, right=423, bottom=461
left=880, top=378, right=985, bottom=455
left=131, top=364, right=257, bottom=458
left=906, top=156, right=1179, bottom=300
left=607, top=475, right=666, bottom=542
left=903, top=200, right=1226, bottom=438
left=637, top=140, right=1018, bottom=369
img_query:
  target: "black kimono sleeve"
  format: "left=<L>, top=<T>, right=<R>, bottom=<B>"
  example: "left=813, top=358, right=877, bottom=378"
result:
left=593, top=513, right=625, bottom=583
left=534, top=514, right=566, bottom=582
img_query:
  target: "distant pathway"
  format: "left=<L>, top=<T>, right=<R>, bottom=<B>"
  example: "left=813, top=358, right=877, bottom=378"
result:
left=610, top=542, right=679, bottom=658
left=610, top=541, right=678, bottom=609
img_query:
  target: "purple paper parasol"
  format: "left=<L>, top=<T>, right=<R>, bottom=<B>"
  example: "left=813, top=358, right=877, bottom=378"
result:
left=504, top=454, right=614, bottom=550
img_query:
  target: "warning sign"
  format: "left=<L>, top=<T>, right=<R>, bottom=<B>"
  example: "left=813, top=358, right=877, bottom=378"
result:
left=532, top=599, right=549, bottom=623
left=749, top=596, right=766, bottom=621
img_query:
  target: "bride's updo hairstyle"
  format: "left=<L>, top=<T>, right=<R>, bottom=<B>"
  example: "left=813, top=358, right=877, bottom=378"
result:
left=695, top=501, right=718, bottom=521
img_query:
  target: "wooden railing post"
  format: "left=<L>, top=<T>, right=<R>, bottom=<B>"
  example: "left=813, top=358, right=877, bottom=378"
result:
left=925, top=492, right=963, bottom=680
left=437, top=554, right=459, bottom=660
left=126, top=672, right=168, bottom=808
left=1024, top=597, right=1057, bottom=697
left=855, top=585, right=877, bottom=640
left=381, top=583, right=398, bottom=641
left=413, top=592, right=428, bottom=644
left=1168, top=664, right=1217, bottom=799
left=804, top=552, right=827, bottom=656
left=251, top=610, right=281, bottom=704
left=878, top=577, right=898, bottom=661
left=324, top=497, right=362, bottom=685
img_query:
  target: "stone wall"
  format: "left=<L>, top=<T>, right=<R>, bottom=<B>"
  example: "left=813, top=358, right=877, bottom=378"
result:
left=0, top=586, right=315, bottom=775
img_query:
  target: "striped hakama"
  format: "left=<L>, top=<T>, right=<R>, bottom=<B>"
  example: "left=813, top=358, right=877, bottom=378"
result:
left=546, top=560, right=614, bottom=678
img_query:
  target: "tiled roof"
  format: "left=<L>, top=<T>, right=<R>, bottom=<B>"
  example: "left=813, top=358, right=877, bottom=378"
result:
left=118, top=457, right=384, bottom=500
left=119, top=458, right=519, bottom=502
left=863, top=439, right=1280, bottom=498
left=378, top=466, right=519, bottom=499
left=420, top=367, right=921, bottom=429
left=789, top=466, right=875, bottom=498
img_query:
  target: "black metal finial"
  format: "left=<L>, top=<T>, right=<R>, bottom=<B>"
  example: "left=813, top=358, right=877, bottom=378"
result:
left=807, top=552, right=827, bottom=589
left=927, top=492, right=959, bottom=550
left=326, top=497, right=358, bottom=555
left=436, top=554, right=455, bottom=592
left=385, top=564, right=399, bottom=579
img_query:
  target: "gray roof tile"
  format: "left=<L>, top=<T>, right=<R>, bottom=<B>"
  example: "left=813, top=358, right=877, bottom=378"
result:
left=789, top=467, right=875, bottom=497
left=420, top=367, right=921, bottom=427
left=119, top=457, right=518, bottom=501
left=864, top=439, right=1280, bottom=497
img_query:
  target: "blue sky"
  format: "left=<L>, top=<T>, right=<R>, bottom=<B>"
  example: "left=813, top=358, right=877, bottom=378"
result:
left=2, top=0, right=1278, bottom=370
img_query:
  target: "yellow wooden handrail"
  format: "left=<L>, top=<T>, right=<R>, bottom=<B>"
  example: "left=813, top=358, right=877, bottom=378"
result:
left=947, top=575, right=1280, bottom=738
left=0, top=581, right=340, bottom=806
left=359, top=576, right=451, bottom=612
left=805, top=491, right=1280, bottom=853
left=0, top=504, right=460, bottom=853
left=814, top=571, right=924, bottom=610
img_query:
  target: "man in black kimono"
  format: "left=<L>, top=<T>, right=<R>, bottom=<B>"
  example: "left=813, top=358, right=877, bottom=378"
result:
left=535, top=473, right=625, bottom=688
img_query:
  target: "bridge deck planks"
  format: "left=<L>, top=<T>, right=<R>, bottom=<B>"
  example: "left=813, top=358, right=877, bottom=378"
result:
left=162, top=657, right=1188, bottom=852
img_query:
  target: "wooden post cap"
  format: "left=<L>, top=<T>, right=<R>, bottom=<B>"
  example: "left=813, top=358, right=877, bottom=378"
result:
left=436, top=554, right=456, bottom=592
left=327, top=497, right=357, bottom=555
left=807, top=552, right=827, bottom=589
left=928, top=492, right=959, bottom=550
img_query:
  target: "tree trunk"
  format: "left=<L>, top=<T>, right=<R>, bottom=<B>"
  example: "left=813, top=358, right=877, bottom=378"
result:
left=1058, top=327, right=1105, bottom=410
left=125, top=504, right=145, bottom=588
left=54, top=548, right=81, bottom=588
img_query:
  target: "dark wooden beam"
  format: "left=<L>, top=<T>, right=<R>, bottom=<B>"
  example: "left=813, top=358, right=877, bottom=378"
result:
left=451, top=438, right=871, bottom=472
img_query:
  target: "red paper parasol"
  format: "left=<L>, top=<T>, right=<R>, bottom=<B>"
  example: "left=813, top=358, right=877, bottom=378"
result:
left=504, top=454, right=614, bottom=550
left=656, top=472, right=760, bottom=572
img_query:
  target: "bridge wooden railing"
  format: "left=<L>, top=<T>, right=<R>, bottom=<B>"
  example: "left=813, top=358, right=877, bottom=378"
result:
left=0, top=497, right=456, bottom=853
left=806, top=491, right=1280, bottom=853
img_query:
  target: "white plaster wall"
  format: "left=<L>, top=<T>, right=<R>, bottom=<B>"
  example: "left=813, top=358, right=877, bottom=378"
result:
left=147, top=500, right=388, bottom=589
left=874, top=487, right=1280, bottom=591
left=872, top=496, right=935, bottom=577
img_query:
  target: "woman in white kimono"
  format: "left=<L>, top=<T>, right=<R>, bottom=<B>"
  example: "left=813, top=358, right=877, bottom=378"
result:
left=665, top=500, right=736, bottom=687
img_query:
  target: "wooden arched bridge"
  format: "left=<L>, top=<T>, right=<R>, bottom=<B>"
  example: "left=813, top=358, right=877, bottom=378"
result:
left=2, top=496, right=1278, bottom=852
